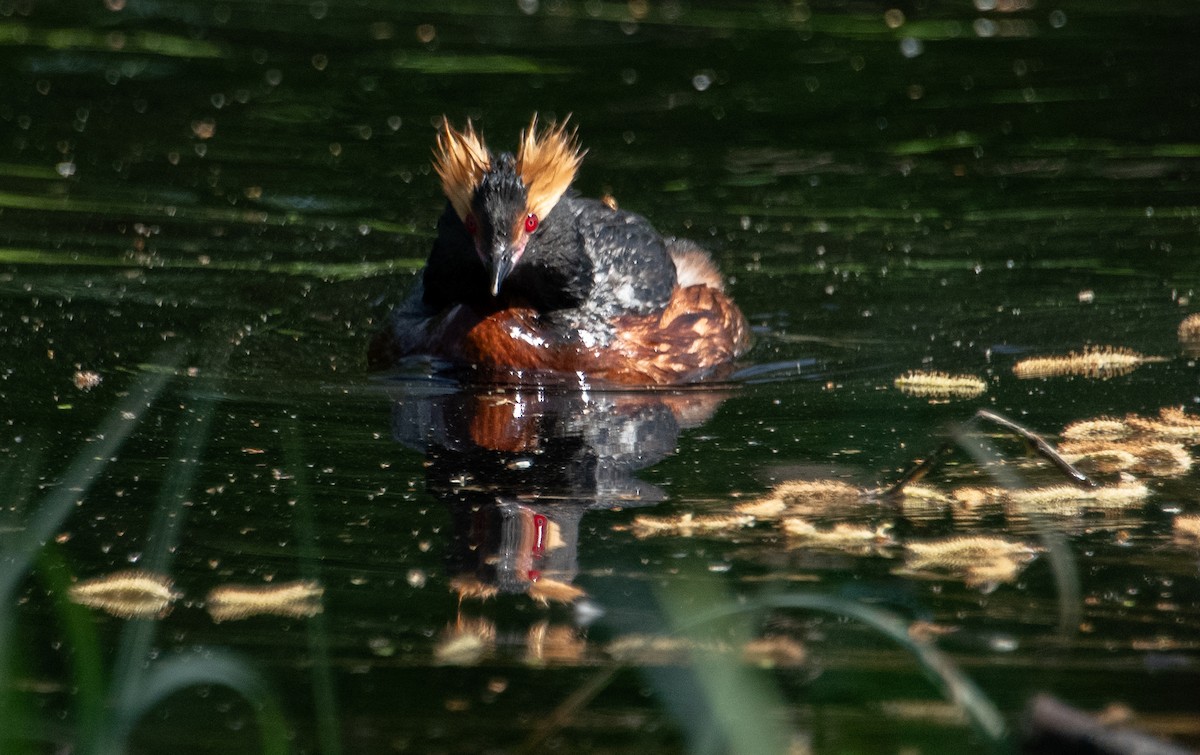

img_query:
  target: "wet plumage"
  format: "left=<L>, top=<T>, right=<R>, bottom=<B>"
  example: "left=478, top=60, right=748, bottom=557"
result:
left=369, top=115, right=750, bottom=384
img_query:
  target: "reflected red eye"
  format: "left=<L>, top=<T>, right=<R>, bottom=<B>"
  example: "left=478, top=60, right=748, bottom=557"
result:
left=464, top=214, right=477, bottom=235
left=524, top=213, right=539, bottom=233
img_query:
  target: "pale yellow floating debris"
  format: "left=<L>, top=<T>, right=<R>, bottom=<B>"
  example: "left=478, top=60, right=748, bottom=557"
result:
left=1012, top=347, right=1165, bottom=379
left=1060, top=441, right=1191, bottom=477
left=904, top=536, right=1040, bottom=589
left=1173, top=514, right=1200, bottom=548
left=528, top=578, right=586, bottom=605
left=733, top=479, right=868, bottom=520
left=73, top=370, right=102, bottom=391
left=1060, top=417, right=1132, bottom=442
left=897, top=484, right=953, bottom=505
left=630, top=512, right=754, bottom=538
left=782, top=518, right=893, bottom=549
left=774, top=479, right=863, bottom=505
left=1179, top=313, right=1200, bottom=341
left=68, top=570, right=179, bottom=620
left=1006, top=480, right=1150, bottom=513
left=1126, top=442, right=1191, bottom=476
left=951, top=486, right=996, bottom=509
left=890, top=483, right=954, bottom=520
left=1058, top=446, right=1141, bottom=474
left=892, top=484, right=955, bottom=520
left=206, top=579, right=324, bottom=622
left=1126, top=406, right=1200, bottom=441
left=733, top=498, right=788, bottom=519
left=906, top=536, right=1039, bottom=569
left=1158, top=406, right=1200, bottom=428
left=1180, top=315, right=1200, bottom=356
left=955, top=481, right=1152, bottom=513
left=742, top=636, right=807, bottom=668
left=963, top=557, right=1024, bottom=588
left=893, top=370, right=987, bottom=399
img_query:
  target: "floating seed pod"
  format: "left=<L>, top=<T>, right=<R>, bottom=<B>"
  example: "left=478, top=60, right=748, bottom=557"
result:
left=1060, top=417, right=1132, bottom=442
left=1179, top=314, right=1200, bottom=355
left=1126, top=406, right=1200, bottom=441
left=1157, top=406, right=1200, bottom=427
left=951, top=487, right=1004, bottom=509
left=1058, top=445, right=1141, bottom=474
left=1005, top=480, right=1150, bottom=514
left=1012, top=347, right=1165, bottom=379
left=893, top=370, right=987, bottom=400
left=629, top=512, right=754, bottom=538
left=906, top=536, right=1039, bottom=569
left=773, top=479, right=863, bottom=505
left=734, top=479, right=867, bottom=520
left=1173, top=514, right=1200, bottom=548
left=1124, top=442, right=1191, bottom=476
left=1059, top=441, right=1191, bottom=477
left=68, top=570, right=179, bottom=619
left=891, top=483, right=955, bottom=520
left=206, top=580, right=324, bottom=622
left=742, top=636, right=807, bottom=668
left=782, top=518, right=893, bottom=550
left=903, top=536, right=1040, bottom=590
left=1180, top=313, right=1200, bottom=339
left=963, top=558, right=1024, bottom=589
left=733, top=498, right=788, bottom=519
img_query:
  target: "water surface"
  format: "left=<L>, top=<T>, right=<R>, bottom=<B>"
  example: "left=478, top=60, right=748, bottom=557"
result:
left=3, top=1, right=1200, bottom=752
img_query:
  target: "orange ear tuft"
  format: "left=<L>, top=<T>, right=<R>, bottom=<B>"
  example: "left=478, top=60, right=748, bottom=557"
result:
left=433, top=117, right=491, bottom=221
left=516, top=114, right=585, bottom=221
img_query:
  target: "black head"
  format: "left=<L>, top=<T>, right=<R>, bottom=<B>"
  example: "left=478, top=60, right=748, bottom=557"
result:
left=469, top=154, right=538, bottom=296
left=433, top=116, right=584, bottom=298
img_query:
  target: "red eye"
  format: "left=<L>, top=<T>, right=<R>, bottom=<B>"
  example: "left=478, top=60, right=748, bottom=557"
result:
left=464, top=214, right=477, bottom=235
left=524, top=213, right=539, bottom=233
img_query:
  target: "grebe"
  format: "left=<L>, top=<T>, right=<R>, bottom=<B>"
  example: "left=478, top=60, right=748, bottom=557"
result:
left=369, top=115, right=750, bottom=384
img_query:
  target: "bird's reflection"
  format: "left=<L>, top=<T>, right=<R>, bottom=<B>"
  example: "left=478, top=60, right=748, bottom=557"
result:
left=390, top=384, right=730, bottom=608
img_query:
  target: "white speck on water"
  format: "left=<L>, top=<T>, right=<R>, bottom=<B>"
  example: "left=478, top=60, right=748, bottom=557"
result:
left=988, top=634, right=1019, bottom=652
left=899, top=37, right=924, bottom=58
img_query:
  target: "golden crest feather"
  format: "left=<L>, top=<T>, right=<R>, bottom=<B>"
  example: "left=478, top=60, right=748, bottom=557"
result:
left=433, top=117, right=491, bottom=221
left=516, top=114, right=585, bottom=221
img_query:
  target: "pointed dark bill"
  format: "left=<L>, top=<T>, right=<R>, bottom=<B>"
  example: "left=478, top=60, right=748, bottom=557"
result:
left=490, top=247, right=516, bottom=297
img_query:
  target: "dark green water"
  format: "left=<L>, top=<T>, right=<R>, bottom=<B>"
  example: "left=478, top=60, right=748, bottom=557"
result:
left=3, top=1, right=1200, bottom=753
